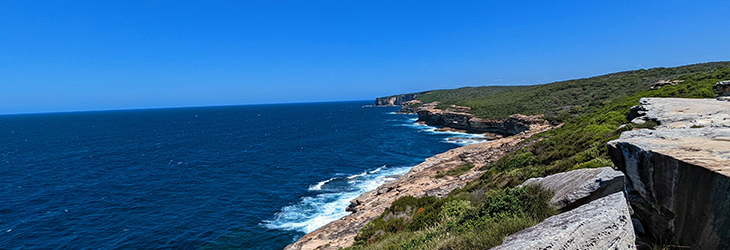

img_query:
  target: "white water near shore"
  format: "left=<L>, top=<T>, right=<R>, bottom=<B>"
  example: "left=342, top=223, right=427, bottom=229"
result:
left=263, top=112, right=486, bottom=235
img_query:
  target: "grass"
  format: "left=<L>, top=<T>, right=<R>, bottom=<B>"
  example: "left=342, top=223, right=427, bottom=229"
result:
left=434, top=163, right=474, bottom=179
left=348, top=64, right=730, bottom=249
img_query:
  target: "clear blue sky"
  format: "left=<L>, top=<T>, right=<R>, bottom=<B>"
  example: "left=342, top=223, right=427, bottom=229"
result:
left=2, top=1, right=729, bottom=114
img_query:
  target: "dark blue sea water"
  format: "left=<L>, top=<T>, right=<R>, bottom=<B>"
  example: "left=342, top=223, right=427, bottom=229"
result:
left=0, top=101, right=485, bottom=249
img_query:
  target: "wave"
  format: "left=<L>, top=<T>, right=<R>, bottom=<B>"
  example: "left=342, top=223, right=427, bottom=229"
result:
left=262, top=165, right=410, bottom=234
left=394, top=118, right=486, bottom=146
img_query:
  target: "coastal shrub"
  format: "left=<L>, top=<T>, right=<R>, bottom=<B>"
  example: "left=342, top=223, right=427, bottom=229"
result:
left=434, top=163, right=474, bottom=178
left=347, top=186, right=555, bottom=250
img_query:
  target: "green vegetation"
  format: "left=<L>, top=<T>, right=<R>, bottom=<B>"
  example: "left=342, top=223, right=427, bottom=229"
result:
left=350, top=63, right=730, bottom=249
left=413, top=62, right=730, bottom=121
left=346, top=185, right=556, bottom=250
left=434, top=163, right=474, bottom=179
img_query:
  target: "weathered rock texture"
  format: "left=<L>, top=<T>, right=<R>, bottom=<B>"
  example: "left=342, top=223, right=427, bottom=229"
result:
left=608, top=97, right=730, bottom=249
left=284, top=122, right=556, bottom=250
left=629, top=98, right=730, bottom=128
left=491, top=192, right=636, bottom=250
left=520, top=167, right=625, bottom=211
left=417, top=105, right=551, bottom=135
left=374, top=92, right=426, bottom=106
left=716, top=80, right=730, bottom=101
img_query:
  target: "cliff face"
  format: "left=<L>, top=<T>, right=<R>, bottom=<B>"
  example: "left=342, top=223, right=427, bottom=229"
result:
left=416, top=106, right=549, bottom=135
left=608, top=98, right=730, bottom=249
left=373, top=92, right=425, bottom=106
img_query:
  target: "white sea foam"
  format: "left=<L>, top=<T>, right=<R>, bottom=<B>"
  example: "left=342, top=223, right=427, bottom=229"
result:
left=395, top=118, right=487, bottom=145
left=262, top=165, right=410, bottom=234
left=308, top=177, right=336, bottom=191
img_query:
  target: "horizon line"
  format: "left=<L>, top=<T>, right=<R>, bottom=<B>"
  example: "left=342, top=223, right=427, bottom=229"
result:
left=0, top=99, right=379, bottom=117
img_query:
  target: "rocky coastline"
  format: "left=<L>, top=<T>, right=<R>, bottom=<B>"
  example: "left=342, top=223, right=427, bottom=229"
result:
left=287, top=81, right=730, bottom=250
left=284, top=113, right=556, bottom=250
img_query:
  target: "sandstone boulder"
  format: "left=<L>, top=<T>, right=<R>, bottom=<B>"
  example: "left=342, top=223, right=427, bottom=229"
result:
left=520, top=167, right=625, bottom=211
left=490, top=192, right=636, bottom=250
left=715, top=80, right=730, bottom=101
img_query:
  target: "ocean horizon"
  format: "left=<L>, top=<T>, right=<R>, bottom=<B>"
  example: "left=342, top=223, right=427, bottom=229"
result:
left=0, top=101, right=484, bottom=249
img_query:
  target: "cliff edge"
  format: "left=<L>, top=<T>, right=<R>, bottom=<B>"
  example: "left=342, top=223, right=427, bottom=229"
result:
left=609, top=98, right=730, bottom=249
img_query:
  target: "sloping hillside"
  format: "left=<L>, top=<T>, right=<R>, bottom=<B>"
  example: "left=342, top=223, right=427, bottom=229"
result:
left=409, top=62, right=730, bottom=121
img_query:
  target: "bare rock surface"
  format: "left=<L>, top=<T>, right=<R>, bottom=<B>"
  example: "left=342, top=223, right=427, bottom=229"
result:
left=520, top=167, right=625, bottom=211
left=490, top=192, right=636, bottom=250
left=630, top=98, right=730, bottom=128
left=608, top=97, right=730, bottom=249
left=284, top=121, right=556, bottom=250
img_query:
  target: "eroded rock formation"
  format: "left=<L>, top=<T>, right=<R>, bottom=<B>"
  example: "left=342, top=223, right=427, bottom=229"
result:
left=608, top=98, right=730, bottom=249
left=716, top=80, right=730, bottom=101
left=416, top=105, right=550, bottom=135
left=374, top=92, right=426, bottom=106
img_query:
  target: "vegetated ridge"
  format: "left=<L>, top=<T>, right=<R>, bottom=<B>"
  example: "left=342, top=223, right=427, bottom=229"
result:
left=413, top=62, right=730, bottom=121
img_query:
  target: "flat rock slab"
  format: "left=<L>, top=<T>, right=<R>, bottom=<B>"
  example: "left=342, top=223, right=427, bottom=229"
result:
left=520, top=167, right=625, bottom=211
left=611, top=128, right=730, bottom=177
left=491, top=192, right=636, bottom=250
left=632, top=98, right=730, bottom=128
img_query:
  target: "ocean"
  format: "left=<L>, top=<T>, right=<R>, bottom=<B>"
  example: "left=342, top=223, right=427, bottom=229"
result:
left=0, top=101, right=485, bottom=249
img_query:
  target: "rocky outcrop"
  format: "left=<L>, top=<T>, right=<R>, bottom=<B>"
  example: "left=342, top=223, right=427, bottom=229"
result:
left=284, top=123, right=556, bottom=250
left=650, top=79, right=684, bottom=90
left=716, top=80, right=730, bottom=101
left=608, top=98, right=730, bottom=249
left=520, top=167, right=625, bottom=211
left=395, top=100, right=423, bottom=113
left=374, top=92, right=426, bottom=106
left=491, top=192, right=636, bottom=250
left=417, top=106, right=550, bottom=135
left=629, top=98, right=730, bottom=128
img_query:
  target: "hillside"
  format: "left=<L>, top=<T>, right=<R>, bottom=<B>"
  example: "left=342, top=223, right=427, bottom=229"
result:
left=407, top=62, right=730, bottom=121
left=340, top=63, right=730, bottom=250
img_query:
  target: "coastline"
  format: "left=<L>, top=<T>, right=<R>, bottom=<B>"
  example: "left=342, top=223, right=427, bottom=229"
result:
left=284, top=115, right=555, bottom=250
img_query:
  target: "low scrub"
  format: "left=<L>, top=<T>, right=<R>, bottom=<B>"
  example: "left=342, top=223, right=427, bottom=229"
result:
left=347, top=185, right=557, bottom=250
left=434, top=163, right=474, bottom=179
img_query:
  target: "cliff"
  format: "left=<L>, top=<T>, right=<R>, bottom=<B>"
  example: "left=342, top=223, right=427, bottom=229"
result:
left=608, top=98, right=730, bottom=249
left=373, top=92, right=427, bottom=106
left=416, top=103, right=550, bottom=135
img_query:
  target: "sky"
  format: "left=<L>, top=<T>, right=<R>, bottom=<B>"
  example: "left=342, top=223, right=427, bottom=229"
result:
left=2, top=1, right=730, bottom=115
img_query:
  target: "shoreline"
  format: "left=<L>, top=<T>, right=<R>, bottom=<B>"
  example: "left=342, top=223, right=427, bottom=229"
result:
left=284, top=115, right=555, bottom=250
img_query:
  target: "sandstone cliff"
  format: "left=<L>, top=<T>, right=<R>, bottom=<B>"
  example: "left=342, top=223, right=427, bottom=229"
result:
left=417, top=105, right=550, bottom=135
left=374, top=92, right=426, bottom=106
left=608, top=98, right=730, bottom=249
